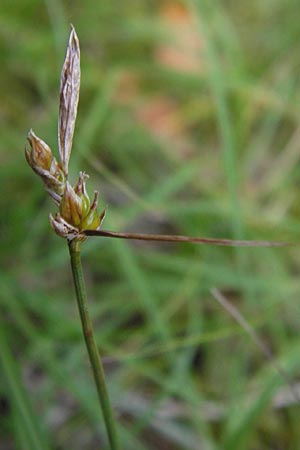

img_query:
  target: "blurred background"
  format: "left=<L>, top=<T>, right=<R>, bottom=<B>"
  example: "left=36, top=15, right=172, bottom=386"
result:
left=1, top=1, right=300, bottom=449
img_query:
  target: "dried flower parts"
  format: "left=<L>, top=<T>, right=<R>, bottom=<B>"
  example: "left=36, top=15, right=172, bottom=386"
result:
left=25, top=26, right=105, bottom=241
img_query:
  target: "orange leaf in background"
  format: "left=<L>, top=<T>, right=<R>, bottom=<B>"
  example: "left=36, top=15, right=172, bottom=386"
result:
left=155, top=1, right=203, bottom=74
left=113, top=2, right=204, bottom=157
left=136, top=97, right=179, bottom=138
left=114, top=71, right=140, bottom=105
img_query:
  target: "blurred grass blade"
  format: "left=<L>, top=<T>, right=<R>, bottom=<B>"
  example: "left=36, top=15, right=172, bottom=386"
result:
left=188, top=0, right=242, bottom=239
left=211, top=288, right=300, bottom=404
left=0, top=321, right=50, bottom=450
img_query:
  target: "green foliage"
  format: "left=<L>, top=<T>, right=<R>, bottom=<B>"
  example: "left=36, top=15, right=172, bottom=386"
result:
left=1, top=0, right=300, bottom=448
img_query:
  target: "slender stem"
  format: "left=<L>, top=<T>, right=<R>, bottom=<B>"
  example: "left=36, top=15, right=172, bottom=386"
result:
left=84, top=229, right=289, bottom=247
left=68, top=239, right=121, bottom=450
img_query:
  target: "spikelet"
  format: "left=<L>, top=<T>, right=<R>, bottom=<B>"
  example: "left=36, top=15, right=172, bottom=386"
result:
left=25, top=27, right=105, bottom=241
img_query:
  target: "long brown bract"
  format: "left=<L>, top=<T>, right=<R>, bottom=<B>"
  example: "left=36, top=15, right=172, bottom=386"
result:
left=84, top=229, right=289, bottom=247
left=58, top=26, right=80, bottom=175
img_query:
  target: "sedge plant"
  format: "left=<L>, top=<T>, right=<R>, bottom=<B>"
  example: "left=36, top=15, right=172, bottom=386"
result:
left=25, top=26, right=289, bottom=450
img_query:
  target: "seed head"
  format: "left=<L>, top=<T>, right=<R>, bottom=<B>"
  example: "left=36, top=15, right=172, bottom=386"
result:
left=59, top=178, right=106, bottom=234
left=25, top=129, right=65, bottom=204
left=60, top=182, right=83, bottom=227
left=49, top=213, right=84, bottom=241
left=25, top=26, right=105, bottom=242
left=26, top=129, right=52, bottom=170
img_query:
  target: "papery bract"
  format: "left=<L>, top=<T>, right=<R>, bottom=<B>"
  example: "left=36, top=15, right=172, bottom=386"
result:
left=58, top=26, right=80, bottom=176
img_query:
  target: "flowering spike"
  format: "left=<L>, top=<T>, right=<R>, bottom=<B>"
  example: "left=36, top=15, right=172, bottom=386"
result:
left=25, top=27, right=107, bottom=241
left=59, top=182, right=83, bottom=227
left=99, top=207, right=107, bottom=225
left=90, top=191, right=99, bottom=210
left=58, top=25, right=80, bottom=175
left=74, top=172, right=90, bottom=214
left=81, top=206, right=105, bottom=231
left=25, top=129, right=66, bottom=202
left=26, top=129, right=52, bottom=170
left=50, top=213, right=85, bottom=241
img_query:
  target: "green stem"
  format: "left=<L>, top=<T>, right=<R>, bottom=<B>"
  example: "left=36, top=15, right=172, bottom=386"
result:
left=68, top=239, right=121, bottom=450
